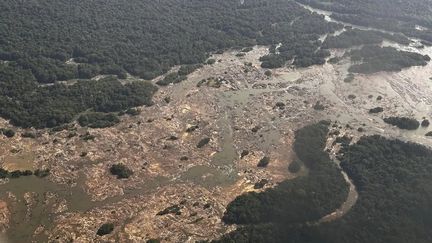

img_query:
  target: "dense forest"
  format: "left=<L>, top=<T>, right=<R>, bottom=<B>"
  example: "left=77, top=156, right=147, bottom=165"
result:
left=218, top=122, right=349, bottom=240
left=297, top=0, right=432, bottom=43
left=0, top=0, right=349, bottom=128
left=216, top=129, right=432, bottom=242
left=322, top=29, right=411, bottom=49
left=347, top=46, right=430, bottom=74
left=0, top=0, right=341, bottom=83
left=0, top=66, right=157, bottom=128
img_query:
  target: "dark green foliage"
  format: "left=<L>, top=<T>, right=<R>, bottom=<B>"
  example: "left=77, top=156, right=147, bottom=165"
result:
left=334, top=136, right=432, bottom=243
left=257, top=11, right=342, bottom=69
left=241, top=47, right=254, bottom=53
left=34, top=169, right=50, bottom=178
left=348, top=46, right=430, bottom=74
left=0, top=168, right=8, bottom=179
left=384, top=117, right=420, bottom=130
left=110, top=164, right=133, bottom=179
left=21, top=170, right=33, bottom=176
left=147, top=239, right=161, bottom=243
left=251, top=125, right=261, bottom=133
left=274, top=102, right=285, bottom=109
left=322, top=29, right=411, bottom=49
left=221, top=122, right=348, bottom=226
left=240, top=150, right=249, bottom=159
left=0, top=0, right=338, bottom=82
left=0, top=69, right=157, bottom=128
left=421, top=119, right=430, bottom=127
left=264, top=70, right=272, bottom=76
left=313, top=101, right=325, bottom=111
left=156, top=205, right=181, bottom=216
left=80, top=132, right=96, bottom=141
left=254, top=179, right=268, bottom=189
left=10, top=170, right=23, bottom=178
left=156, top=73, right=186, bottom=86
left=260, top=54, right=285, bottom=68
left=0, top=168, right=35, bottom=179
left=257, top=156, right=270, bottom=167
left=217, top=133, right=432, bottom=243
left=21, top=131, right=37, bottom=138
left=0, top=0, right=347, bottom=128
left=297, top=0, right=432, bottom=42
left=124, top=108, right=141, bottom=116
left=77, top=64, right=100, bottom=79
left=96, top=223, right=114, bottom=236
left=197, top=137, right=211, bottom=148
left=2, top=128, right=15, bottom=138
left=328, top=56, right=341, bottom=64
left=369, top=107, right=384, bottom=113
left=10, top=170, right=33, bottom=178
left=344, top=73, right=355, bottom=82
left=186, top=125, right=199, bottom=133
left=206, top=59, right=216, bottom=65
left=178, top=64, right=202, bottom=76
left=78, top=113, right=120, bottom=128
left=288, top=160, right=301, bottom=173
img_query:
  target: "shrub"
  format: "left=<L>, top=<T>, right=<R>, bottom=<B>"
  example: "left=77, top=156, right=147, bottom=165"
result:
left=156, top=72, right=186, bottom=86
left=254, top=179, right=268, bottom=189
left=384, top=117, right=420, bottom=130
left=110, top=163, right=133, bottom=179
left=197, top=137, right=210, bottom=148
left=313, top=101, right=325, bottom=111
left=257, top=156, right=270, bottom=167
left=178, top=64, right=202, bottom=76
left=97, top=223, right=114, bottom=236
left=369, top=107, right=384, bottom=113
left=78, top=113, right=120, bottom=128
left=206, top=59, right=216, bottom=65
left=288, top=160, right=301, bottom=173
left=2, top=129, right=15, bottom=138
left=21, top=131, right=37, bottom=138
left=240, top=150, right=249, bottom=159
left=0, top=168, right=9, bottom=179
left=125, top=108, right=141, bottom=116
left=10, top=170, right=22, bottom=178
left=34, top=169, right=50, bottom=178
left=156, top=205, right=181, bottom=216
left=241, top=47, right=253, bottom=53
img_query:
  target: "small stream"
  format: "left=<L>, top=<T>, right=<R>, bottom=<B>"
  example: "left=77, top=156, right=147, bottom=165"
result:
left=317, top=159, right=358, bottom=224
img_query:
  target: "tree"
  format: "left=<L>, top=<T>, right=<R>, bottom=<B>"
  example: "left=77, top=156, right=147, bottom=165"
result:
left=110, top=164, right=133, bottom=179
left=97, top=223, right=114, bottom=236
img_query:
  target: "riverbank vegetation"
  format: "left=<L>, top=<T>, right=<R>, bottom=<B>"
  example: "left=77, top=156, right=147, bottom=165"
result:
left=220, top=121, right=348, bottom=233
left=322, top=29, right=410, bottom=49
left=0, top=0, right=341, bottom=84
left=216, top=133, right=432, bottom=243
left=297, top=0, right=432, bottom=42
left=384, top=117, right=420, bottom=130
left=348, top=46, right=430, bottom=74
left=0, top=0, right=350, bottom=128
left=0, top=67, right=157, bottom=128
